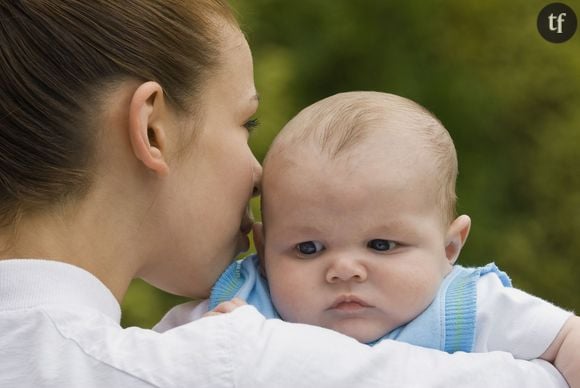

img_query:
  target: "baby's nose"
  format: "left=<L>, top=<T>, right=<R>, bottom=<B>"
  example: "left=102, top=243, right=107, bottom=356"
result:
left=326, top=257, right=367, bottom=283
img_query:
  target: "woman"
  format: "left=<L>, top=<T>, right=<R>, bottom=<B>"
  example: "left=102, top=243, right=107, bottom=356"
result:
left=0, top=1, right=567, bottom=387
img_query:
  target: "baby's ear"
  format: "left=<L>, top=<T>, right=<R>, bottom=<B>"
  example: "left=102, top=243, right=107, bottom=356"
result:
left=445, top=215, right=471, bottom=265
left=252, top=223, right=266, bottom=269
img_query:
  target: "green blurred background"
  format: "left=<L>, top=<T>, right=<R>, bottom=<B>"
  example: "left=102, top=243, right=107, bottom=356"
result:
left=122, top=0, right=580, bottom=328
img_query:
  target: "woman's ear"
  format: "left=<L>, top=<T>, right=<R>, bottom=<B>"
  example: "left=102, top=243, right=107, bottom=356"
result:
left=128, top=81, right=169, bottom=176
left=445, top=215, right=471, bottom=265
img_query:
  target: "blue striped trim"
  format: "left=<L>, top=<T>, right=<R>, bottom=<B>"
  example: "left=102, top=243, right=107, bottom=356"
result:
left=480, top=262, right=512, bottom=287
left=209, top=261, right=243, bottom=310
left=444, top=268, right=478, bottom=353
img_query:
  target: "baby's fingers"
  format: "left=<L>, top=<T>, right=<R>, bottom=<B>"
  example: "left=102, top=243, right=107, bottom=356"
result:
left=203, top=298, right=247, bottom=317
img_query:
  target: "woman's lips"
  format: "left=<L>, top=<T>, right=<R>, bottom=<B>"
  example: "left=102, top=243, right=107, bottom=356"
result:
left=239, top=207, right=254, bottom=235
left=240, top=217, right=253, bottom=235
left=236, top=208, right=254, bottom=254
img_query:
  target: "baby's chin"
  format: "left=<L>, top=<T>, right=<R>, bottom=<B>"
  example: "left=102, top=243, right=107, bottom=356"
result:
left=328, top=321, right=392, bottom=344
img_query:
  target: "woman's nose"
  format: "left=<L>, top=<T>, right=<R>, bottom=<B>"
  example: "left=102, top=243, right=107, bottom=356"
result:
left=326, top=257, right=367, bottom=283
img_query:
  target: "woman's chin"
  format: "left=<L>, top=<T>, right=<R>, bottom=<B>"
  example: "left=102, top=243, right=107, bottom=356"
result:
left=236, top=232, right=250, bottom=256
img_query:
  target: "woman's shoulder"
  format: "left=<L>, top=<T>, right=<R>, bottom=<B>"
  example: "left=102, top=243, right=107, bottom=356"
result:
left=153, top=299, right=209, bottom=332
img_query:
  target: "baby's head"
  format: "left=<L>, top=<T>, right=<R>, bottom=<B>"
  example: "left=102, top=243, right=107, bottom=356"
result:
left=264, top=91, right=459, bottom=225
left=257, top=92, right=471, bottom=343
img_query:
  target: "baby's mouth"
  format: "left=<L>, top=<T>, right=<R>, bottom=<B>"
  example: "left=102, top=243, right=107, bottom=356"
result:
left=329, top=295, right=373, bottom=311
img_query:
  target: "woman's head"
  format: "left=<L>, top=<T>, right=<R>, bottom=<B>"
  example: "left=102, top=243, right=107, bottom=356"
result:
left=134, top=25, right=262, bottom=297
left=1, top=1, right=262, bottom=299
left=0, top=0, right=235, bottom=227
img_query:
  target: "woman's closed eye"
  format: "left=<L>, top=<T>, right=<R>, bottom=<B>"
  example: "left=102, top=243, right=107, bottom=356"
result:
left=295, top=241, right=324, bottom=257
left=243, top=117, right=260, bottom=133
left=367, top=239, right=397, bottom=252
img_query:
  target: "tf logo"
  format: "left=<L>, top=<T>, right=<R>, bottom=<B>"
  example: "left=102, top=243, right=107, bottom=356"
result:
left=538, top=3, right=577, bottom=43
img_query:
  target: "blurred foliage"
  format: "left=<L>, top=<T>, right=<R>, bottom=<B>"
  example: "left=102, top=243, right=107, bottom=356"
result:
left=122, top=0, right=579, bottom=327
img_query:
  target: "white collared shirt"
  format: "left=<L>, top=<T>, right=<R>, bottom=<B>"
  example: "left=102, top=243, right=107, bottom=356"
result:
left=0, top=259, right=568, bottom=388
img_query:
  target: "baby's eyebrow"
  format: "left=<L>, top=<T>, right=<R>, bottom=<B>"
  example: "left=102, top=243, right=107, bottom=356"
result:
left=285, top=224, right=324, bottom=236
left=366, top=219, right=419, bottom=236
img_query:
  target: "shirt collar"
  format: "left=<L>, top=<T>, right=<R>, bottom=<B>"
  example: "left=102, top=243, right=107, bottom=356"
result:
left=0, top=259, right=121, bottom=322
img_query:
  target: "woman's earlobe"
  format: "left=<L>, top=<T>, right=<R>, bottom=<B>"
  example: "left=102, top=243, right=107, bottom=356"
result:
left=145, top=124, right=168, bottom=173
left=128, top=81, right=169, bottom=176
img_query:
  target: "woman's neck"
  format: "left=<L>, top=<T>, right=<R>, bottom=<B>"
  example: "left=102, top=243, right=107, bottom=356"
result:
left=0, top=202, right=139, bottom=303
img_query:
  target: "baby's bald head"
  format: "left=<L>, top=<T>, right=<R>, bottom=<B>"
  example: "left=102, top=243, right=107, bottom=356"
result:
left=265, top=92, right=458, bottom=225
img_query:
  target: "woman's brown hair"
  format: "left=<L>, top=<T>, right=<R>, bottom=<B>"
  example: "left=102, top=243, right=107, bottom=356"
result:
left=0, top=0, right=236, bottom=227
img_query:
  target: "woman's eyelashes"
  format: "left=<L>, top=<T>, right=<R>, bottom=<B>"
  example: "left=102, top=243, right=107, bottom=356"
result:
left=243, top=117, right=260, bottom=132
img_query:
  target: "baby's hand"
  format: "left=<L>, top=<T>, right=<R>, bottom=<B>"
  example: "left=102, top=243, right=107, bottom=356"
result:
left=543, top=315, right=580, bottom=388
left=203, top=298, right=247, bottom=318
left=558, top=315, right=580, bottom=388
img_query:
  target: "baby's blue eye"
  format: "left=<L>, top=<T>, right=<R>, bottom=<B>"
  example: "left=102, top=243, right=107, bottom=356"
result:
left=368, top=239, right=396, bottom=251
left=296, top=241, right=324, bottom=256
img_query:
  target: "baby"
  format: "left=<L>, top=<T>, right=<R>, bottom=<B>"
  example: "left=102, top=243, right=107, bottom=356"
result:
left=156, top=92, right=579, bottom=387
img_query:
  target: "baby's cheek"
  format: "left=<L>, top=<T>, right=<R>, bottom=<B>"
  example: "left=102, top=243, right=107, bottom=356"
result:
left=265, top=257, right=320, bottom=324
left=269, top=277, right=307, bottom=323
left=412, top=273, right=444, bottom=314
